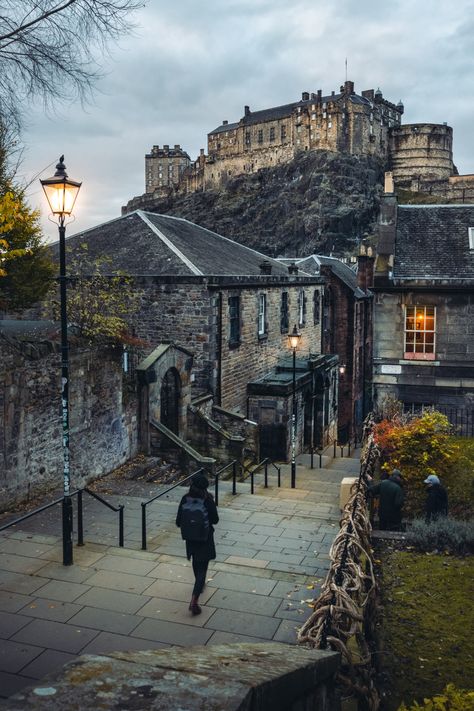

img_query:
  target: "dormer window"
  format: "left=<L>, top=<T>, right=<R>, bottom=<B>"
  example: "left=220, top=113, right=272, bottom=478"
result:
left=469, top=227, right=474, bottom=250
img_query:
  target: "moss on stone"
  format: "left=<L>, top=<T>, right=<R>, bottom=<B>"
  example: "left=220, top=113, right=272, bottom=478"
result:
left=377, top=550, right=474, bottom=710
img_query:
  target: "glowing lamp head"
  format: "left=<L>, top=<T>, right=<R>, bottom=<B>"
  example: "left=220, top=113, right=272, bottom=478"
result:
left=339, top=363, right=347, bottom=376
left=288, top=324, right=301, bottom=350
left=40, top=156, right=81, bottom=217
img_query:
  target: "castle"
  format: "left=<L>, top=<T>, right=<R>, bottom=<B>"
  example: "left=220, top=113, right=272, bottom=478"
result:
left=127, top=79, right=474, bottom=212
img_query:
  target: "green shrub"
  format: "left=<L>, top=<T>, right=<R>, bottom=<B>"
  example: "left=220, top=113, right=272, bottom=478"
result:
left=373, top=412, right=474, bottom=518
left=408, top=517, right=474, bottom=555
left=398, top=683, right=474, bottom=710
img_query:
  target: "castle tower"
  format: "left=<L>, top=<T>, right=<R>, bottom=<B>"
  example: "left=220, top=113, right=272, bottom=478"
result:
left=389, top=123, right=454, bottom=189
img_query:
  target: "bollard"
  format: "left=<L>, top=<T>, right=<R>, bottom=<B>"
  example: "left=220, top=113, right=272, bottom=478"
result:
left=232, top=461, right=237, bottom=495
left=310, top=448, right=314, bottom=469
left=264, top=461, right=268, bottom=488
left=141, top=503, right=147, bottom=550
left=215, top=474, right=219, bottom=507
left=119, top=506, right=124, bottom=547
left=251, top=471, right=254, bottom=495
left=333, top=440, right=337, bottom=458
left=277, top=466, right=281, bottom=487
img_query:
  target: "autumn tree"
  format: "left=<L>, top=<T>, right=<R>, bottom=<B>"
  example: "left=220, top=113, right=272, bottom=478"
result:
left=0, top=0, right=144, bottom=128
left=42, top=244, right=141, bottom=344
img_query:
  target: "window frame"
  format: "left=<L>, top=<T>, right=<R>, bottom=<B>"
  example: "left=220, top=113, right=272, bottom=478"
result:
left=313, top=289, right=320, bottom=325
left=280, top=291, right=289, bottom=334
left=258, top=293, right=267, bottom=337
left=404, top=305, right=436, bottom=360
left=298, top=288, right=306, bottom=327
left=228, top=295, right=241, bottom=347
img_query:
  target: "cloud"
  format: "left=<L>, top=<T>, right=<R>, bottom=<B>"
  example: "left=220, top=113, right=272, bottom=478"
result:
left=17, top=0, right=474, bottom=241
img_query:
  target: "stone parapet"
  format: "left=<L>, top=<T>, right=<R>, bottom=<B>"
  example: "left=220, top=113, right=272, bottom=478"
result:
left=4, top=643, right=340, bottom=711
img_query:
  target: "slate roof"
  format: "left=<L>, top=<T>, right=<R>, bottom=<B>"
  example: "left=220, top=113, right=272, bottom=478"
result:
left=278, top=255, right=365, bottom=296
left=393, top=205, right=474, bottom=283
left=61, top=211, right=293, bottom=277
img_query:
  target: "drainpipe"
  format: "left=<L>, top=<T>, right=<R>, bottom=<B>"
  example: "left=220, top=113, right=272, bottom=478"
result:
left=216, top=292, right=223, bottom=406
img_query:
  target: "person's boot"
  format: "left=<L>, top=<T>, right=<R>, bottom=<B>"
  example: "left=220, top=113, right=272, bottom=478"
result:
left=189, top=595, right=201, bottom=615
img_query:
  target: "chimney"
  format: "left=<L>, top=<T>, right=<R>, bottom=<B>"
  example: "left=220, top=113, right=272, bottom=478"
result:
left=244, top=105, right=250, bottom=117
left=357, top=251, right=375, bottom=292
left=375, top=191, right=398, bottom=284
left=174, top=144, right=180, bottom=149
left=288, top=262, right=299, bottom=275
left=302, top=91, right=309, bottom=101
left=259, top=260, right=272, bottom=275
left=200, top=148, right=205, bottom=155
left=384, top=171, right=395, bottom=194
left=223, top=120, right=228, bottom=125
left=317, top=89, right=322, bottom=102
left=164, top=144, right=169, bottom=151
left=362, top=89, right=374, bottom=101
left=311, top=92, right=316, bottom=100
left=344, top=80, right=354, bottom=95
left=331, top=91, right=335, bottom=96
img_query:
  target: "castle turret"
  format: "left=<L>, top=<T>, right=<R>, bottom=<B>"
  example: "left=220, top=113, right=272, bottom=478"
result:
left=389, top=123, right=454, bottom=188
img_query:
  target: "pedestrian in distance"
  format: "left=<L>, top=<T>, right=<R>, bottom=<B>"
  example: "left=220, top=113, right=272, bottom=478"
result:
left=368, top=468, right=405, bottom=531
left=424, top=474, right=448, bottom=523
left=176, top=473, right=218, bottom=616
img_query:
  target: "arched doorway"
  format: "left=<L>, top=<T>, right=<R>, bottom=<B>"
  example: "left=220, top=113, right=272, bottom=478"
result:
left=160, top=368, right=181, bottom=435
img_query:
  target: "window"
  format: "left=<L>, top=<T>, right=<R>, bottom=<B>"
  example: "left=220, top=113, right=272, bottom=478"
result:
left=228, top=296, right=240, bottom=345
left=313, top=290, right=320, bottom=324
left=280, top=292, right=289, bottom=333
left=258, top=129, right=263, bottom=144
left=245, top=131, right=251, bottom=146
left=269, top=127, right=275, bottom=142
left=281, top=125, right=287, bottom=140
left=469, top=227, right=474, bottom=250
left=298, top=289, right=306, bottom=326
left=258, top=294, right=267, bottom=336
left=404, top=306, right=436, bottom=360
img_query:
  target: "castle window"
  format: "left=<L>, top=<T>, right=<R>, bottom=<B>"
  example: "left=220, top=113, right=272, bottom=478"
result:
left=245, top=131, right=251, bottom=146
left=228, top=296, right=240, bottom=346
left=258, top=129, right=263, bottom=144
left=269, top=127, right=275, bottom=142
left=404, top=306, right=436, bottom=360
left=281, top=125, right=287, bottom=140
left=258, top=294, right=267, bottom=337
left=328, top=121, right=332, bottom=129
left=311, top=113, right=316, bottom=120
left=280, top=292, right=289, bottom=334
left=468, top=227, right=474, bottom=249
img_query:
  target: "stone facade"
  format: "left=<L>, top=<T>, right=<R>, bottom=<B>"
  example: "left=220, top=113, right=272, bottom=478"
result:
left=145, top=144, right=191, bottom=193
left=0, top=331, right=137, bottom=509
left=373, top=195, right=474, bottom=420
left=131, top=275, right=323, bottom=416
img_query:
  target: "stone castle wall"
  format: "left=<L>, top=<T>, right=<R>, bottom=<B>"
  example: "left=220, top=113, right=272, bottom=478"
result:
left=389, top=123, right=454, bottom=184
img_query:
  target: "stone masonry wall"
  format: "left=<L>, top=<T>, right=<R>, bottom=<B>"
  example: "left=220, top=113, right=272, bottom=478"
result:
left=219, top=283, right=323, bottom=414
left=373, top=290, right=474, bottom=409
left=0, top=338, right=137, bottom=509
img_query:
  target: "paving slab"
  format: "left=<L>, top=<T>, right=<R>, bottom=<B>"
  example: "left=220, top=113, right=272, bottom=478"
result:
left=80, top=631, right=169, bottom=655
left=83, top=569, right=153, bottom=594
left=0, top=592, right=34, bottom=614
left=20, top=649, right=77, bottom=680
left=0, top=553, right=49, bottom=576
left=0, top=611, right=31, bottom=639
left=12, top=619, right=99, bottom=654
left=0, top=671, right=37, bottom=698
left=204, top=608, right=280, bottom=638
left=19, top=598, right=83, bottom=623
left=0, top=571, right=48, bottom=596
left=208, top=571, right=277, bottom=596
left=143, top=578, right=216, bottom=604
left=138, top=597, right=216, bottom=626
left=131, top=618, right=213, bottom=646
left=32, top=579, right=92, bottom=603
left=206, top=588, right=281, bottom=616
left=0, top=638, right=43, bottom=673
left=74, top=587, right=151, bottom=615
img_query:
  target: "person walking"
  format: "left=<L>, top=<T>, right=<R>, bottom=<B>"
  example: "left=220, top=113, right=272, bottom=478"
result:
left=176, top=473, right=218, bottom=616
left=424, top=474, right=448, bottom=522
left=369, top=469, right=405, bottom=531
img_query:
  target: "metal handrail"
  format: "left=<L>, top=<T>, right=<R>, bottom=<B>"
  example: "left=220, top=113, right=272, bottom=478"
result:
left=213, top=460, right=238, bottom=501
left=238, top=457, right=281, bottom=494
left=140, top=467, right=205, bottom=550
left=0, top=488, right=124, bottom=549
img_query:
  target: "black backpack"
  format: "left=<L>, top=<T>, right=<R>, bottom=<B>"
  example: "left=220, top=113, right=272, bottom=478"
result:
left=179, top=496, right=210, bottom=542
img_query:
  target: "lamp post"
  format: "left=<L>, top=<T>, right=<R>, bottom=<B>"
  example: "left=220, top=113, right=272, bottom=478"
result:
left=287, top=324, right=301, bottom=488
left=40, top=156, right=81, bottom=566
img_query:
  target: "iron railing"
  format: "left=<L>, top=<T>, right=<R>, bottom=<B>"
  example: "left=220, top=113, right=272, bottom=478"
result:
left=238, top=458, right=281, bottom=494
left=0, top=488, right=124, bottom=548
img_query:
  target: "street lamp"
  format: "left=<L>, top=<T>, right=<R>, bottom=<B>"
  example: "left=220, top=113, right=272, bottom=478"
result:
left=287, top=324, right=301, bottom=488
left=41, top=156, right=81, bottom=566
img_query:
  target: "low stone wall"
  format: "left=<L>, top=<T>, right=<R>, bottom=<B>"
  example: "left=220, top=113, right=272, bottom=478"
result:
left=5, top=643, right=341, bottom=711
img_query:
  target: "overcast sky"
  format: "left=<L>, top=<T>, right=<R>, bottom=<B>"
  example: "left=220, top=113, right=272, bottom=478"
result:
left=19, top=0, right=474, bottom=242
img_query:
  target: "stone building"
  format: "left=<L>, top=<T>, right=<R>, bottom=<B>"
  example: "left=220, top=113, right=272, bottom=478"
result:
left=372, top=182, right=474, bottom=429
left=145, top=144, right=191, bottom=193
left=278, top=253, right=374, bottom=443
left=61, top=211, right=338, bottom=462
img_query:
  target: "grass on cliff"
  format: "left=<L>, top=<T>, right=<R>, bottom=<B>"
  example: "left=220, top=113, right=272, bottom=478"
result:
left=376, top=549, right=474, bottom=710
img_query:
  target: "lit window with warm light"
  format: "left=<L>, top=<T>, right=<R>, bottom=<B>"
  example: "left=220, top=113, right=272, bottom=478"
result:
left=404, top=306, right=436, bottom=360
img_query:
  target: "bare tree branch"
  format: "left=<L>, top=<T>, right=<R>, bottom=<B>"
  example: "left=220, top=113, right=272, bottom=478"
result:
left=0, top=0, right=145, bottom=128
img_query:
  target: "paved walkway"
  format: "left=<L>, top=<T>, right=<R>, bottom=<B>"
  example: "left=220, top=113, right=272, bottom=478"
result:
left=0, top=451, right=360, bottom=700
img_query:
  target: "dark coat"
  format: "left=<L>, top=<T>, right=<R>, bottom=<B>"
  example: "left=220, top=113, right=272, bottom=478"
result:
left=176, top=492, right=219, bottom=563
left=370, top=476, right=405, bottom=530
left=425, top=483, right=448, bottom=522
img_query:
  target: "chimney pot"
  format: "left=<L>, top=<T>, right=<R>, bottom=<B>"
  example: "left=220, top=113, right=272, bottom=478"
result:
left=302, top=91, right=309, bottom=101
left=288, top=262, right=299, bottom=275
left=223, top=120, right=228, bottom=125
left=384, top=171, right=394, bottom=194
left=259, top=260, right=272, bottom=275
left=244, top=105, right=250, bottom=117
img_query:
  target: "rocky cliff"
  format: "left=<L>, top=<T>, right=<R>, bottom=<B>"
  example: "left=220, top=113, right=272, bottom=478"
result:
left=123, top=151, right=385, bottom=257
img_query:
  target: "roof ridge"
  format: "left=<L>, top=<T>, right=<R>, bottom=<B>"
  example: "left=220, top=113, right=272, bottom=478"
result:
left=137, top=211, right=203, bottom=276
